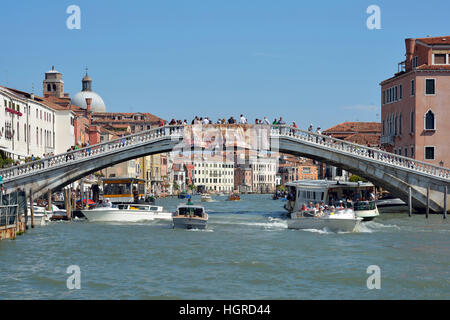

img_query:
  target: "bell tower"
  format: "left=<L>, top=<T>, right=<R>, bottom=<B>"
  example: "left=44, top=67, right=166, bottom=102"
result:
left=82, top=68, right=92, bottom=92
left=43, top=66, right=64, bottom=98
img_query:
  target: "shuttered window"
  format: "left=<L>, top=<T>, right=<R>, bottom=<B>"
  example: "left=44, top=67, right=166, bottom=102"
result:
left=434, top=54, right=446, bottom=64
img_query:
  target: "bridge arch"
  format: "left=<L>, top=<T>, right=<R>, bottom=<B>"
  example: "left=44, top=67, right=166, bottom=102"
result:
left=0, top=125, right=448, bottom=213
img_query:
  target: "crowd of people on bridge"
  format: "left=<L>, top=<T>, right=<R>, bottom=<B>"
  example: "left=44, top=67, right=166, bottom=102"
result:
left=163, top=115, right=311, bottom=130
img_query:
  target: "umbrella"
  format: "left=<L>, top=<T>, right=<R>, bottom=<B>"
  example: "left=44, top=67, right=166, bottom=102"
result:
left=77, top=199, right=95, bottom=205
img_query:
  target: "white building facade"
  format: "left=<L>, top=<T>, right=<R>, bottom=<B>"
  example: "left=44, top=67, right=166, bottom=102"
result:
left=250, top=156, right=277, bottom=193
left=193, top=158, right=234, bottom=192
left=0, top=87, right=68, bottom=161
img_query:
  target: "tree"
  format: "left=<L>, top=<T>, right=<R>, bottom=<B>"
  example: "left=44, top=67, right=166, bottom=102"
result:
left=349, top=174, right=368, bottom=182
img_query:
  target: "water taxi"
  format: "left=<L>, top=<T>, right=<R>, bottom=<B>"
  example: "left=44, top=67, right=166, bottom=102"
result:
left=228, top=193, right=241, bottom=201
left=201, top=194, right=212, bottom=202
left=172, top=204, right=208, bottom=230
left=81, top=203, right=172, bottom=222
left=284, top=180, right=379, bottom=221
left=287, top=205, right=362, bottom=232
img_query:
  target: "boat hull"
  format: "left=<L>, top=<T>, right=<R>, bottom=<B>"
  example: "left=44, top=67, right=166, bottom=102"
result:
left=81, top=209, right=172, bottom=222
left=355, top=208, right=379, bottom=221
left=172, top=217, right=207, bottom=230
left=287, top=217, right=361, bottom=232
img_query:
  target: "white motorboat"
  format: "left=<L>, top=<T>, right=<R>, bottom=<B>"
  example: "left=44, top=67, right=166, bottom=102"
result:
left=284, top=180, right=379, bottom=221
left=353, top=200, right=380, bottom=221
left=27, top=204, right=65, bottom=225
left=173, top=204, right=208, bottom=230
left=287, top=207, right=362, bottom=232
left=81, top=203, right=172, bottom=222
left=201, top=194, right=212, bottom=202
left=376, top=196, right=408, bottom=213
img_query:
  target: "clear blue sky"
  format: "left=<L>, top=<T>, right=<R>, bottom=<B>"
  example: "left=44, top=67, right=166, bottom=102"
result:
left=1, top=0, right=449, bottom=129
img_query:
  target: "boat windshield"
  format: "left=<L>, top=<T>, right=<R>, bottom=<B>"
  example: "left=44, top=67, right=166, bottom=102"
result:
left=178, top=207, right=204, bottom=217
left=353, top=201, right=376, bottom=211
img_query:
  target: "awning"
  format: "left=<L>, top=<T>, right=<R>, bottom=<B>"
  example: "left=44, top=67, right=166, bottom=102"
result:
left=0, top=146, right=28, bottom=158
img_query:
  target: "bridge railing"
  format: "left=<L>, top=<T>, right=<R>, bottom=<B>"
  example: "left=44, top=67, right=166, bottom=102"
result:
left=272, top=125, right=450, bottom=180
left=0, top=124, right=449, bottom=183
left=0, top=125, right=185, bottom=181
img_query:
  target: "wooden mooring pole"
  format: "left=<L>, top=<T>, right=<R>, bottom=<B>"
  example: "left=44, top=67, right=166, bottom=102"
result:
left=444, top=185, right=448, bottom=219
left=408, top=186, right=412, bottom=217
left=426, top=186, right=430, bottom=219
left=24, top=190, right=28, bottom=230
left=65, top=188, right=71, bottom=220
left=47, top=189, right=52, bottom=211
left=29, top=189, right=35, bottom=228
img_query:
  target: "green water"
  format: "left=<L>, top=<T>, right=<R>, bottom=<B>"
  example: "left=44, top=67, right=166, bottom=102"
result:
left=0, top=194, right=449, bottom=299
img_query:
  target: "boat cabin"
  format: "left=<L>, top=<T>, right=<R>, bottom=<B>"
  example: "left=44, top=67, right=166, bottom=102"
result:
left=285, top=180, right=376, bottom=213
left=102, top=177, right=146, bottom=203
left=175, top=205, right=206, bottom=218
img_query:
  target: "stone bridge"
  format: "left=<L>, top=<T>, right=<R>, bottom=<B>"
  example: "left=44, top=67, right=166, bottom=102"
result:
left=0, top=125, right=448, bottom=213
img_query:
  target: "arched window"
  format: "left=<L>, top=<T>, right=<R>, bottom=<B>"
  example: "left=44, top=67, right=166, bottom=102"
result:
left=425, top=110, right=435, bottom=130
left=47, top=84, right=51, bottom=92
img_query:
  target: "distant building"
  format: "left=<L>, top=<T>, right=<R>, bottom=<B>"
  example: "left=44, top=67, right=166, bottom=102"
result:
left=321, top=122, right=382, bottom=181
left=193, top=155, right=234, bottom=192
left=380, top=35, right=450, bottom=167
left=278, top=154, right=318, bottom=185
left=323, top=122, right=381, bottom=147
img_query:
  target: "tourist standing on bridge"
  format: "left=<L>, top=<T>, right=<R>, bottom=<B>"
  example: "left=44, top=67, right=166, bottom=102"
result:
left=278, top=117, right=286, bottom=134
left=228, top=116, right=236, bottom=124
left=239, top=114, right=247, bottom=124
left=315, top=126, right=322, bottom=143
left=263, top=117, right=270, bottom=125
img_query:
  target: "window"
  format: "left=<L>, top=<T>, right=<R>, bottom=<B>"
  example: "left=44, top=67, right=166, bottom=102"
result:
left=24, top=124, right=27, bottom=142
left=399, top=85, right=402, bottom=100
left=17, top=122, right=19, bottom=141
left=425, top=79, right=435, bottom=95
left=394, top=86, right=398, bottom=101
left=425, top=146, right=435, bottom=160
left=411, top=79, right=415, bottom=96
left=424, top=110, right=435, bottom=130
left=433, top=54, right=446, bottom=65
left=47, top=84, right=51, bottom=92
left=382, top=91, right=385, bottom=104
left=411, top=146, right=414, bottom=158
left=412, top=56, right=418, bottom=68
left=404, top=148, right=408, bottom=157
left=410, top=111, right=415, bottom=133
left=394, top=114, right=398, bottom=136
left=399, top=113, right=402, bottom=135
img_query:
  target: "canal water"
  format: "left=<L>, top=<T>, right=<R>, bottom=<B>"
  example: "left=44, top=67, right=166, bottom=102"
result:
left=0, top=194, right=449, bottom=299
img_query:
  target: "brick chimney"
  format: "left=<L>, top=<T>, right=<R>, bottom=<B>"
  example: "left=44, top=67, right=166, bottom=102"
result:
left=85, top=98, right=92, bottom=123
left=405, top=38, right=416, bottom=71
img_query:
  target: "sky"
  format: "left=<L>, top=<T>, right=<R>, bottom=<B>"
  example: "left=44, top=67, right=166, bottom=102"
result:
left=1, top=0, right=449, bottom=130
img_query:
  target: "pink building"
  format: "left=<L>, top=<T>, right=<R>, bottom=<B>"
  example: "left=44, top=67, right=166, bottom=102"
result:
left=380, top=36, right=450, bottom=167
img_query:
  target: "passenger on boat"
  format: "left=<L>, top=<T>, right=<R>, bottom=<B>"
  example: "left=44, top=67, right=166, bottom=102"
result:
left=329, top=205, right=335, bottom=215
left=104, top=198, right=112, bottom=207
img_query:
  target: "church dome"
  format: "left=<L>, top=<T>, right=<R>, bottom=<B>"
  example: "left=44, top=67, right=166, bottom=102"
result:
left=71, top=70, right=106, bottom=113
left=71, top=91, right=106, bottom=112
